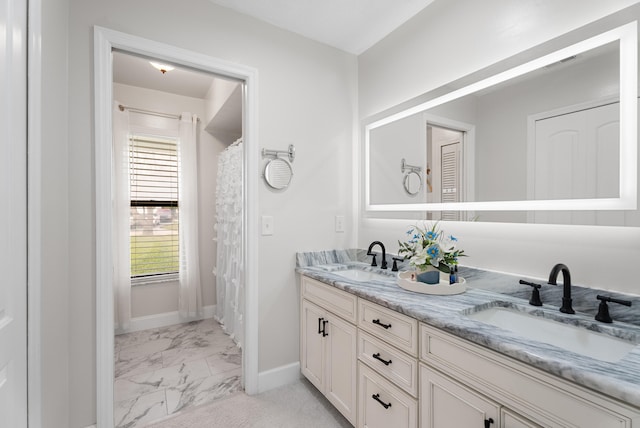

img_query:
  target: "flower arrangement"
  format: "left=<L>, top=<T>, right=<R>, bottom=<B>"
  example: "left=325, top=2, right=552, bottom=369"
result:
left=398, top=223, right=465, bottom=274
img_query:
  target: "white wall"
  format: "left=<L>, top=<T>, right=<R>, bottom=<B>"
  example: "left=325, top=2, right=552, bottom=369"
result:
left=204, top=78, right=242, bottom=143
left=63, top=1, right=356, bottom=426
left=358, top=0, right=640, bottom=295
left=113, top=83, right=219, bottom=319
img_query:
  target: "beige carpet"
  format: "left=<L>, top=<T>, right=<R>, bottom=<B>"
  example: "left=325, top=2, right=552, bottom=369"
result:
left=147, top=378, right=353, bottom=428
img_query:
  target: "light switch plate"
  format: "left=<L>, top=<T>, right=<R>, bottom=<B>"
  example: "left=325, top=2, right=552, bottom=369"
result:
left=335, top=215, right=345, bottom=233
left=261, top=215, right=274, bottom=235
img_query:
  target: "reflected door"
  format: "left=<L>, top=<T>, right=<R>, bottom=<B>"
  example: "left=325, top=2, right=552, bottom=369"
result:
left=532, top=102, right=620, bottom=225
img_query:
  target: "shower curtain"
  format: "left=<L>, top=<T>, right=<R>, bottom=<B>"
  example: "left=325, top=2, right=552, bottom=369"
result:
left=112, top=101, right=131, bottom=332
left=215, top=138, right=244, bottom=347
left=178, top=112, right=203, bottom=320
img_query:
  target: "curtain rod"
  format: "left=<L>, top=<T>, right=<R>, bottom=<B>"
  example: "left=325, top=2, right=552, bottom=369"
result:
left=118, top=104, right=180, bottom=120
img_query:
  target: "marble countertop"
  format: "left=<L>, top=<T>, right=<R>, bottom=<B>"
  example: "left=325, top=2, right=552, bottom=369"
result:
left=295, top=249, right=640, bottom=408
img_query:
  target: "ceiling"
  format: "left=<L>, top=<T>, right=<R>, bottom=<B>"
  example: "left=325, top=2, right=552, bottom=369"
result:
left=113, top=51, right=221, bottom=99
left=207, top=0, right=435, bottom=55
left=113, top=1, right=436, bottom=100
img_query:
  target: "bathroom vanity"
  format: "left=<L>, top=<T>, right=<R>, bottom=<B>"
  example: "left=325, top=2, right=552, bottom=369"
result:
left=297, top=250, right=640, bottom=428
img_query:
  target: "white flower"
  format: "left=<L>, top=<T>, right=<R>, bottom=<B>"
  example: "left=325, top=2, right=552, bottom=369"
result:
left=410, top=246, right=428, bottom=266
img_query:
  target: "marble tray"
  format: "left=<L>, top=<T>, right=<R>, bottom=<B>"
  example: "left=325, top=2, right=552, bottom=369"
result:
left=396, top=271, right=466, bottom=295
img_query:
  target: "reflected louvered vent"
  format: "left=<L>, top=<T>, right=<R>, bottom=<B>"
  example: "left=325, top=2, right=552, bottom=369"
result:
left=129, top=136, right=180, bottom=278
left=441, top=145, right=460, bottom=221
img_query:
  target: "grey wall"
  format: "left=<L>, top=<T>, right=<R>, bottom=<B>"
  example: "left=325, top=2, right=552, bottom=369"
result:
left=39, top=0, right=70, bottom=427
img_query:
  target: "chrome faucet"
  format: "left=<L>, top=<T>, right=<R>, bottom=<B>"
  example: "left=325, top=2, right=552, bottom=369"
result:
left=548, top=263, right=575, bottom=314
left=367, top=241, right=388, bottom=269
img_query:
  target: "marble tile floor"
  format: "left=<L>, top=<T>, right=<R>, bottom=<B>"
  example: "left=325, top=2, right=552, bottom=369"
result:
left=114, top=318, right=242, bottom=428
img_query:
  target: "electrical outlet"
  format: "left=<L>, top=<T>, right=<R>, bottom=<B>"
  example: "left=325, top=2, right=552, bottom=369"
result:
left=335, top=215, right=345, bottom=233
left=261, top=215, right=274, bottom=235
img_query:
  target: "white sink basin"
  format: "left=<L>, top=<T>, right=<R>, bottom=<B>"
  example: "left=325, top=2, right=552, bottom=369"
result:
left=468, top=306, right=637, bottom=363
left=333, top=269, right=391, bottom=282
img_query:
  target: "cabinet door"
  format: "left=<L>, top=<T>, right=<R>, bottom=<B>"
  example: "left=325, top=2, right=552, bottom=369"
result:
left=301, top=300, right=325, bottom=391
left=359, top=362, right=418, bottom=428
left=326, top=313, right=357, bottom=425
left=502, top=409, right=542, bottom=428
left=420, top=364, right=499, bottom=428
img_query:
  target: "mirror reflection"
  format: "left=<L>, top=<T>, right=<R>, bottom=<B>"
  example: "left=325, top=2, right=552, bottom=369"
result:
left=365, top=23, right=639, bottom=226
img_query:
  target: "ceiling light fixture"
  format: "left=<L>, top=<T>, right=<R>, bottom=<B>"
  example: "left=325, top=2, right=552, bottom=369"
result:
left=149, top=61, right=175, bottom=74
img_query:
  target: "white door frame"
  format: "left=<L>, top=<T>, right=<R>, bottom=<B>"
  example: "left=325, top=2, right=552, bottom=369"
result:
left=94, top=27, right=259, bottom=428
left=27, top=0, right=43, bottom=426
left=2, top=0, right=29, bottom=426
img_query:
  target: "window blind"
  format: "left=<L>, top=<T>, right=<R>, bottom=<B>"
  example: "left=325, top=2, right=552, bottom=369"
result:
left=129, top=136, right=179, bottom=278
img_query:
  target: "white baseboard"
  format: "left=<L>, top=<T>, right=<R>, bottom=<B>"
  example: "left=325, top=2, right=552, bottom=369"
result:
left=257, top=361, right=301, bottom=393
left=117, top=305, right=216, bottom=334
left=84, top=425, right=97, bottom=428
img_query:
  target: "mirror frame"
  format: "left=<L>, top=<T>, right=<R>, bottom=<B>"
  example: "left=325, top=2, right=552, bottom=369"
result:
left=364, top=21, right=638, bottom=213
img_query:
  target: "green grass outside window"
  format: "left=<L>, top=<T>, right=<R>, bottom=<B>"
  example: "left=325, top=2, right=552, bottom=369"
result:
left=131, top=234, right=179, bottom=277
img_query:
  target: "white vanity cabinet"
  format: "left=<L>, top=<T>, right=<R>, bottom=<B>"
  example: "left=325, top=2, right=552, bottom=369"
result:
left=300, top=277, right=357, bottom=425
left=299, top=274, right=640, bottom=428
left=357, top=299, right=419, bottom=428
left=420, top=323, right=640, bottom=428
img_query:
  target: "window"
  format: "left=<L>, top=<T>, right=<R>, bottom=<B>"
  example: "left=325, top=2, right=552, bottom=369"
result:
left=129, top=135, right=179, bottom=278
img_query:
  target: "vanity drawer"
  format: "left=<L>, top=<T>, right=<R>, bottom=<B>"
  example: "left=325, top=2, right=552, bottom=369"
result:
left=358, top=300, right=418, bottom=356
left=358, top=330, right=418, bottom=397
left=358, top=362, right=418, bottom=428
left=301, top=275, right=357, bottom=323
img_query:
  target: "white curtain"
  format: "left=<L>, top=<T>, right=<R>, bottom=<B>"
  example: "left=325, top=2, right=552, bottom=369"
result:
left=112, top=102, right=131, bottom=332
left=178, top=113, right=203, bottom=319
left=215, top=139, right=244, bottom=347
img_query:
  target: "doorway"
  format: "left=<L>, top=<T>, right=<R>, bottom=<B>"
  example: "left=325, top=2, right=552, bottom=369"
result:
left=111, top=50, right=246, bottom=426
left=94, top=27, right=259, bottom=428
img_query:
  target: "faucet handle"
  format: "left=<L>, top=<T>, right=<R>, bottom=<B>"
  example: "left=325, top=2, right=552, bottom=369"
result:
left=595, top=295, right=632, bottom=323
left=519, top=280, right=543, bottom=307
left=391, top=257, right=404, bottom=272
left=367, top=253, right=377, bottom=267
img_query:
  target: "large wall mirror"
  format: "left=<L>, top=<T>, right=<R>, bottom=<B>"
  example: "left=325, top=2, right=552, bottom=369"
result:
left=364, top=18, right=640, bottom=226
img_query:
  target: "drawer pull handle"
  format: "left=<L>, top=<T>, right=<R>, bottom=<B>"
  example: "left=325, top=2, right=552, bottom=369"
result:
left=484, top=418, right=494, bottom=428
left=372, top=319, right=392, bottom=329
left=322, top=319, right=329, bottom=337
left=372, top=352, right=392, bottom=366
left=318, top=317, right=324, bottom=335
left=372, top=393, right=392, bottom=409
